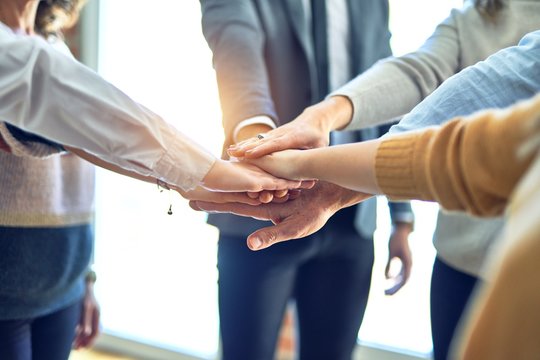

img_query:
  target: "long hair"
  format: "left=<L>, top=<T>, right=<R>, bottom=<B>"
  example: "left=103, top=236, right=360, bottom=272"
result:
left=474, top=0, right=505, bottom=17
left=35, top=0, right=87, bottom=37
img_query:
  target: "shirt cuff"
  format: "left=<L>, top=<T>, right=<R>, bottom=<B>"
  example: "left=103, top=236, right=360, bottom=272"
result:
left=153, top=121, right=216, bottom=192
left=233, top=116, right=277, bottom=143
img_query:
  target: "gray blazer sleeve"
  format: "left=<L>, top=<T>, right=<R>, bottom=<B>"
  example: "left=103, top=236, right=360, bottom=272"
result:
left=200, top=0, right=278, bottom=143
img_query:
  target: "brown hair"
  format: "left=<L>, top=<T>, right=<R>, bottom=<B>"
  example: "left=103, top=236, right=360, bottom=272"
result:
left=35, top=0, right=87, bottom=37
left=474, top=0, right=505, bottom=17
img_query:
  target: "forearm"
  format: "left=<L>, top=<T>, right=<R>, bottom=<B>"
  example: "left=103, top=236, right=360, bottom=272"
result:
left=200, top=0, right=277, bottom=134
left=294, top=140, right=381, bottom=194
left=376, top=95, right=540, bottom=216
left=331, top=12, right=463, bottom=131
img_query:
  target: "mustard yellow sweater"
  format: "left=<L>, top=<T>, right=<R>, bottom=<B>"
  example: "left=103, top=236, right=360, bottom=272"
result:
left=376, top=94, right=540, bottom=359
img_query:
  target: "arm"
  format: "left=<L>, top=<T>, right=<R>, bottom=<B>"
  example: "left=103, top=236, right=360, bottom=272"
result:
left=0, top=30, right=213, bottom=191
left=333, top=5, right=465, bottom=130
left=228, top=5, right=470, bottom=158
left=249, top=93, right=540, bottom=217
left=0, top=27, right=303, bottom=193
left=205, top=94, right=539, bottom=249
left=377, top=94, right=540, bottom=216
left=389, top=30, right=540, bottom=134
left=66, top=146, right=297, bottom=204
left=200, top=0, right=277, bottom=149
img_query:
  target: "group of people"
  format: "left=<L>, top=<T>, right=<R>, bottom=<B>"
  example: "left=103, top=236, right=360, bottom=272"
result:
left=0, top=1, right=539, bottom=360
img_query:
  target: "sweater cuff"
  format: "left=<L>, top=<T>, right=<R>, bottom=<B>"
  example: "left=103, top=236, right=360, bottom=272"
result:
left=375, top=130, right=433, bottom=201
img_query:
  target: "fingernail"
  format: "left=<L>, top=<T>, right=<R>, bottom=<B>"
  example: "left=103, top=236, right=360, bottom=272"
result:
left=249, top=237, right=262, bottom=250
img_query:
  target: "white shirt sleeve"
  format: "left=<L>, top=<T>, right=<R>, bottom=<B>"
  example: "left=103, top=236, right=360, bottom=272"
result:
left=0, top=24, right=215, bottom=191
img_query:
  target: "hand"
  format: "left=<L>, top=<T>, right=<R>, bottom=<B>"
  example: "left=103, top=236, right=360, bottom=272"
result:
left=190, top=181, right=372, bottom=250
left=384, top=222, right=413, bottom=295
left=73, top=281, right=100, bottom=349
left=246, top=188, right=306, bottom=204
left=201, top=159, right=303, bottom=193
left=177, top=186, right=264, bottom=205
left=232, top=123, right=304, bottom=203
left=177, top=186, right=304, bottom=205
left=228, top=96, right=353, bottom=159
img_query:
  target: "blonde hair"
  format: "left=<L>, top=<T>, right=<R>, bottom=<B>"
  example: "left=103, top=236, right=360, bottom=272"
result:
left=35, top=0, right=87, bottom=37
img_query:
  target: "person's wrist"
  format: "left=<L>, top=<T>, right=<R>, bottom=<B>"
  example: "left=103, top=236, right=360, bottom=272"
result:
left=324, top=96, right=353, bottom=131
left=235, top=123, right=274, bottom=143
left=201, top=159, right=223, bottom=190
left=298, top=149, right=317, bottom=180
left=318, top=181, right=371, bottom=213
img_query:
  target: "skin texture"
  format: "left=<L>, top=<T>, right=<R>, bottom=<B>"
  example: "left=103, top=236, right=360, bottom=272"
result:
left=191, top=181, right=372, bottom=250
left=228, top=96, right=353, bottom=159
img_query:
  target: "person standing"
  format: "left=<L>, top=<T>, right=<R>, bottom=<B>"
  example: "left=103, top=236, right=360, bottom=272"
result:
left=200, top=1, right=414, bottom=359
left=226, top=1, right=540, bottom=358
left=0, top=1, right=99, bottom=359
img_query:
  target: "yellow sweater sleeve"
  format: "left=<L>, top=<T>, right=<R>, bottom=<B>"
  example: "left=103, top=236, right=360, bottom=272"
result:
left=375, top=94, right=540, bottom=217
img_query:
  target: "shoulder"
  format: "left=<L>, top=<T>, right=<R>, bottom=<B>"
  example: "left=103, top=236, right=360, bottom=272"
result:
left=46, top=35, right=75, bottom=59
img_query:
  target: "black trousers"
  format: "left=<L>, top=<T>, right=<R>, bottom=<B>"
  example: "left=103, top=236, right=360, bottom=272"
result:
left=217, top=224, right=374, bottom=360
left=430, top=256, right=480, bottom=360
left=0, top=301, right=82, bottom=360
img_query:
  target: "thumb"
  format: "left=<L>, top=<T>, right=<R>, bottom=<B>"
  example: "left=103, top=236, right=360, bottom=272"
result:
left=385, top=257, right=392, bottom=279
left=247, top=219, right=308, bottom=250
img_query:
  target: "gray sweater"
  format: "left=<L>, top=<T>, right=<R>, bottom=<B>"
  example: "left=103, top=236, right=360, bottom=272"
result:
left=333, top=0, right=540, bottom=276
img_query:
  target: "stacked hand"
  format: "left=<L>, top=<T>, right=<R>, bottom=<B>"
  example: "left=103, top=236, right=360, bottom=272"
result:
left=190, top=181, right=372, bottom=250
left=227, top=98, right=348, bottom=159
left=188, top=97, right=414, bottom=295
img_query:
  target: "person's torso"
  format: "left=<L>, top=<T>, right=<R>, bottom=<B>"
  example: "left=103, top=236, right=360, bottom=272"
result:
left=210, top=0, right=391, bottom=236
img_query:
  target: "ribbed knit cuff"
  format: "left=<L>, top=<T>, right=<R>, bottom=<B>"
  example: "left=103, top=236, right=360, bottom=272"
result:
left=375, top=130, right=433, bottom=201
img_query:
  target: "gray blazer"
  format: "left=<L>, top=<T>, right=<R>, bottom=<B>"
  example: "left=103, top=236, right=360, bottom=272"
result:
left=201, top=0, right=411, bottom=237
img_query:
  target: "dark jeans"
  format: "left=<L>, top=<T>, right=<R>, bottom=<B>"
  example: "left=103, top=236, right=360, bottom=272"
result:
left=0, top=301, right=81, bottom=360
left=217, top=224, right=374, bottom=360
left=430, top=257, right=480, bottom=360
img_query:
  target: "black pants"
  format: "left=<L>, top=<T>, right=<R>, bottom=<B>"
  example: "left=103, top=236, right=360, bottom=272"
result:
left=217, top=227, right=374, bottom=360
left=430, top=257, right=480, bottom=360
left=0, top=301, right=81, bottom=360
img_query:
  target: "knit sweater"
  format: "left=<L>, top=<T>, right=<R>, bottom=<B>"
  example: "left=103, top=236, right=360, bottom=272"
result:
left=335, top=0, right=540, bottom=276
left=376, top=93, right=540, bottom=359
left=0, top=39, right=95, bottom=320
